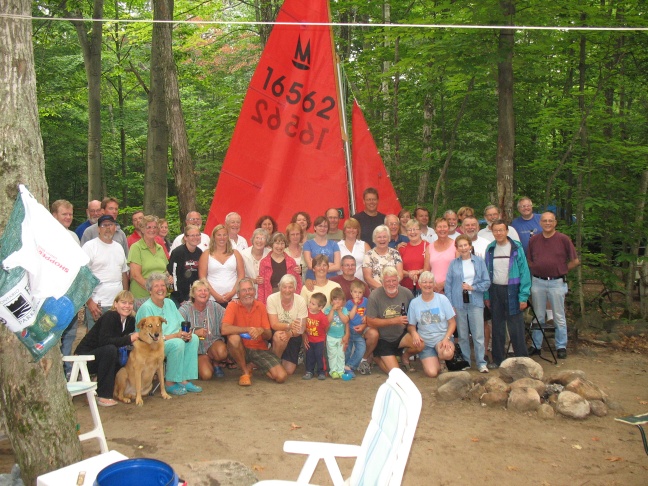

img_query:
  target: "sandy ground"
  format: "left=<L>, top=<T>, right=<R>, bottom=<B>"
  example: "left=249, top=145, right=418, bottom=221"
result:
left=2, top=343, right=648, bottom=485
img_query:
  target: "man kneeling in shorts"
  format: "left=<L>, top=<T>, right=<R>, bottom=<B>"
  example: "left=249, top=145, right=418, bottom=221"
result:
left=366, top=266, right=424, bottom=374
left=221, top=278, right=287, bottom=386
left=407, top=271, right=457, bottom=377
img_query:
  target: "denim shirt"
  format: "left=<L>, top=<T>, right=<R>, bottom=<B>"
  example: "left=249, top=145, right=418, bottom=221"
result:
left=444, top=255, right=490, bottom=310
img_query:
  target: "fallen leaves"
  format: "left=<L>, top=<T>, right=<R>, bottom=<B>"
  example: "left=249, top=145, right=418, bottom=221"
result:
left=572, top=444, right=582, bottom=450
left=253, top=464, right=265, bottom=471
left=506, top=465, right=518, bottom=471
left=639, top=400, right=648, bottom=405
left=290, top=422, right=302, bottom=430
left=605, top=456, right=624, bottom=462
left=470, top=437, right=479, bottom=442
left=591, top=437, right=600, bottom=441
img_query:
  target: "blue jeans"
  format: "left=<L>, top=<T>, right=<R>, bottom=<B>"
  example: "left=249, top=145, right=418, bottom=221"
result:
left=85, top=305, right=112, bottom=331
left=345, top=331, right=366, bottom=370
left=60, top=316, right=78, bottom=374
left=490, top=284, right=527, bottom=365
left=455, top=304, right=486, bottom=368
left=531, top=277, right=568, bottom=350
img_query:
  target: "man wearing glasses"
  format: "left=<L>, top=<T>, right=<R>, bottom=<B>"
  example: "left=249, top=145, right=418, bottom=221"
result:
left=511, top=197, right=542, bottom=253
left=170, top=211, right=210, bottom=252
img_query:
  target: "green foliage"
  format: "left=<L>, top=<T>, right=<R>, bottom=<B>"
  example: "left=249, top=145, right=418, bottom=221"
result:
left=33, top=0, right=648, bottom=287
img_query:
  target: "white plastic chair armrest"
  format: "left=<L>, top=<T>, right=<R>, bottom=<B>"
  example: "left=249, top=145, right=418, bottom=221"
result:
left=283, top=441, right=361, bottom=458
left=283, top=441, right=360, bottom=486
left=62, top=355, right=95, bottom=362
left=63, top=355, right=95, bottom=382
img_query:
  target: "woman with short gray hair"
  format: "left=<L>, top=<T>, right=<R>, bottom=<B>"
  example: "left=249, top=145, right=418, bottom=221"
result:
left=362, top=225, right=403, bottom=290
left=136, top=273, right=202, bottom=395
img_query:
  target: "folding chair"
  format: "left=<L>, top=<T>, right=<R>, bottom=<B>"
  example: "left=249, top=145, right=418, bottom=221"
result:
left=63, top=355, right=109, bottom=453
left=506, top=301, right=557, bottom=364
left=615, top=413, right=648, bottom=455
left=526, top=301, right=557, bottom=364
left=255, top=368, right=422, bottom=486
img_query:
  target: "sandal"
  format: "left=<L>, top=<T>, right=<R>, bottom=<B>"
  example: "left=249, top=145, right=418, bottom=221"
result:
left=222, top=359, right=238, bottom=370
left=183, top=382, right=202, bottom=393
left=166, top=383, right=187, bottom=396
left=238, top=374, right=251, bottom=386
left=96, top=397, right=118, bottom=407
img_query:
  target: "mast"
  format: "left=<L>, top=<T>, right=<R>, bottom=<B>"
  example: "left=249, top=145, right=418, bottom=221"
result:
left=336, top=58, right=355, bottom=216
left=327, top=0, right=354, bottom=217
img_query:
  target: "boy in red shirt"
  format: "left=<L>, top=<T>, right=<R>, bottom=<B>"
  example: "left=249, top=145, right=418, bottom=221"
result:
left=302, top=293, right=329, bottom=380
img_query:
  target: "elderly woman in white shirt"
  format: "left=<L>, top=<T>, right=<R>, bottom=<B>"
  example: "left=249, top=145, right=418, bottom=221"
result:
left=240, top=228, right=270, bottom=290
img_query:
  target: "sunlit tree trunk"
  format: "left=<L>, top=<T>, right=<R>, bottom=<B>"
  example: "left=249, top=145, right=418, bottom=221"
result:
left=0, top=1, right=83, bottom=483
left=65, top=0, right=105, bottom=200
left=496, top=0, right=515, bottom=222
left=144, top=0, right=170, bottom=217
left=159, top=0, right=196, bottom=226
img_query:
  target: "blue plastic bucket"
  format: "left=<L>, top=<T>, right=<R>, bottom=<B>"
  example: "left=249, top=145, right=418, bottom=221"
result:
left=94, top=458, right=179, bottom=486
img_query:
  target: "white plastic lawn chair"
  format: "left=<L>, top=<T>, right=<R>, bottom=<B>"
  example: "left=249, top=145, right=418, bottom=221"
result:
left=63, top=355, right=109, bottom=453
left=256, top=367, right=422, bottom=486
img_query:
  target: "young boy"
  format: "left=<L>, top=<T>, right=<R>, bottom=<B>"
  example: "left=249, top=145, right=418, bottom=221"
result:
left=303, top=293, right=329, bottom=380
left=344, top=280, right=368, bottom=377
left=324, top=287, right=350, bottom=379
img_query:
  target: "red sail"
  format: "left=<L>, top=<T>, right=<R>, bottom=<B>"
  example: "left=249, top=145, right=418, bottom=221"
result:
left=351, top=100, right=402, bottom=216
left=205, top=0, right=348, bottom=238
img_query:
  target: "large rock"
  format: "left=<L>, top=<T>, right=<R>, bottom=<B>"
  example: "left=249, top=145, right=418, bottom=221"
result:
left=437, top=378, right=471, bottom=401
left=510, top=378, right=546, bottom=395
left=537, top=403, right=555, bottom=419
left=484, top=376, right=510, bottom=393
left=176, top=460, right=258, bottom=486
left=480, top=390, right=509, bottom=407
left=467, top=384, right=487, bottom=401
left=547, top=369, right=586, bottom=386
left=437, top=370, right=471, bottom=387
left=589, top=400, right=608, bottom=417
left=498, top=357, right=544, bottom=382
left=565, top=377, right=607, bottom=401
left=508, top=387, right=541, bottom=412
left=556, top=391, right=590, bottom=419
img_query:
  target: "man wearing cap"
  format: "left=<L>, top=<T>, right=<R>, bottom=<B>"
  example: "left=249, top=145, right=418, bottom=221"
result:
left=82, top=214, right=129, bottom=330
left=81, top=197, right=129, bottom=256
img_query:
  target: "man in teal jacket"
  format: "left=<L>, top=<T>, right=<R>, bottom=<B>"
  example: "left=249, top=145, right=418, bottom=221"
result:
left=484, top=220, right=532, bottom=368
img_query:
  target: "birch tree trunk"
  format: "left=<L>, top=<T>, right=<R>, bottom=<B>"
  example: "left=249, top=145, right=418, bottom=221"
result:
left=0, top=1, right=84, bottom=483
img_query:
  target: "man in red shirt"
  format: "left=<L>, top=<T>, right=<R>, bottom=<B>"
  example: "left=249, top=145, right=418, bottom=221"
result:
left=221, top=278, right=287, bottom=385
left=527, top=212, right=580, bottom=359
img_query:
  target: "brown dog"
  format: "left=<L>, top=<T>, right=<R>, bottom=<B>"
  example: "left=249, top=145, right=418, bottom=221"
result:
left=114, top=316, right=171, bottom=406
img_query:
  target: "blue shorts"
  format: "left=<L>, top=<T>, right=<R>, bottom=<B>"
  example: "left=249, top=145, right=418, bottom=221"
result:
left=419, top=344, right=439, bottom=360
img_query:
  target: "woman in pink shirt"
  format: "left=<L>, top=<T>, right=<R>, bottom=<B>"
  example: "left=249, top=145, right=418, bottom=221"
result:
left=424, top=218, right=457, bottom=293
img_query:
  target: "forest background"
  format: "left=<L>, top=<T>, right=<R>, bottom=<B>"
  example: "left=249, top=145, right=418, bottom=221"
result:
left=29, top=0, right=648, bottom=318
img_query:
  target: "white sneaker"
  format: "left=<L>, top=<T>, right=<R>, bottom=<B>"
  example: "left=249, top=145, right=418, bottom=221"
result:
left=478, top=365, right=489, bottom=373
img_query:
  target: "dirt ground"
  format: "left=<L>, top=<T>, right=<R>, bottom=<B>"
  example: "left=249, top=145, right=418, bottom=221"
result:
left=2, top=342, right=648, bottom=485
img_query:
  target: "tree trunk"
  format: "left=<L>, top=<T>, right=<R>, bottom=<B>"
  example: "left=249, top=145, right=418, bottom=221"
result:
left=0, top=1, right=84, bottom=483
left=66, top=0, right=105, bottom=201
left=254, top=0, right=274, bottom=48
left=417, top=94, right=433, bottom=205
left=496, top=0, right=515, bottom=223
left=144, top=0, right=170, bottom=217
left=159, top=0, right=197, bottom=227
left=381, top=2, right=391, bottom=165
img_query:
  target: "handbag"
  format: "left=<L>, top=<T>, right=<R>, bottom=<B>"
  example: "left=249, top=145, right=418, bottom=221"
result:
left=445, top=342, right=470, bottom=371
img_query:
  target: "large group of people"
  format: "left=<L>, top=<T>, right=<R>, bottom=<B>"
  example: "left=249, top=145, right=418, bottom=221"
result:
left=53, top=186, right=579, bottom=406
